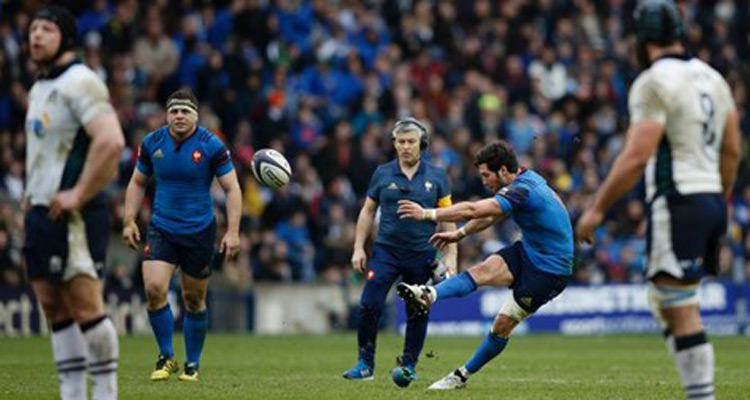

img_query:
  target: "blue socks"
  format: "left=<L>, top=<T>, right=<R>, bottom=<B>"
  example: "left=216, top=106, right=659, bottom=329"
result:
left=435, top=272, right=478, bottom=300
left=465, top=332, right=509, bottom=373
left=184, top=310, right=208, bottom=367
left=148, top=304, right=174, bottom=357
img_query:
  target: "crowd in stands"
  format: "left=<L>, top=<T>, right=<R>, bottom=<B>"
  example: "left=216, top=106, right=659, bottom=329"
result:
left=0, top=0, right=748, bottom=290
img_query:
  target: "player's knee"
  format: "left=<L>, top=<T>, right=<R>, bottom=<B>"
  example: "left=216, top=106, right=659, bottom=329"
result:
left=38, top=298, right=68, bottom=322
left=182, top=290, right=206, bottom=312
left=491, top=315, right=516, bottom=337
left=144, top=281, right=168, bottom=308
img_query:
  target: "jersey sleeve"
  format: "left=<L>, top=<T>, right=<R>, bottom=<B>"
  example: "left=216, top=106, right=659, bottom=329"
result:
left=208, top=136, right=233, bottom=177
left=366, top=166, right=383, bottom=202
left=628, top=72, right=668, bottom=124
left=61, top=69, right=115, bottom=126
left=494, top=185, right=530, bottom=215
left=135, top=140, right=153, bottom=176
left=436, top=170, right=452, bottom=208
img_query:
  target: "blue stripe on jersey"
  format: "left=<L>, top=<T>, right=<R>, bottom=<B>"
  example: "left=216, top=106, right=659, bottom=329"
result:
left=136, top=126, right=233, bottom=234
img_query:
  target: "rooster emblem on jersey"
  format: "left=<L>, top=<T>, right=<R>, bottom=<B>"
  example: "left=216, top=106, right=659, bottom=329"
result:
left=192, top=149, right=202, bottom=163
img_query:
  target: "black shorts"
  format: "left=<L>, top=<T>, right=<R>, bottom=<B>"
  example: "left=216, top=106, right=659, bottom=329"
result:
left=24, top=198, right=109, bottom=284
left=647, top=193, right=727, bottom=282
left=144, top=222, right=216, bottom=279
left=496, top=241, right=570, bottom=313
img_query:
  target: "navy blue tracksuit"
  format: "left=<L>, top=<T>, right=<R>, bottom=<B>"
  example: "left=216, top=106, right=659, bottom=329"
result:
left=358, top=159, right=452, bottom=367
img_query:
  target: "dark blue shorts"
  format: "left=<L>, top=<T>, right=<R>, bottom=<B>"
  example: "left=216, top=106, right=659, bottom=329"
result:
left=144, top=222, right=216, bottom=279
left=647, top=193, right=727, bottom=282
left=24, top=198, right=109, bottom=284
left=496, top=241, right=570, bottom=313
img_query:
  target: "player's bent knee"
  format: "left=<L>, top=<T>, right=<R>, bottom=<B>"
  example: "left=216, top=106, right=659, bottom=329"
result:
left=182, top=290, right=206, bottom=312
left=491, top=315, right=517, bottom=337
left=495, top=295, right=531, bottom=337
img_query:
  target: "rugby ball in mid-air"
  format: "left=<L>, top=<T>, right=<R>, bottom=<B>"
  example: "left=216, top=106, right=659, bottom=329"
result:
left=251, top=149, right=292, bottom=189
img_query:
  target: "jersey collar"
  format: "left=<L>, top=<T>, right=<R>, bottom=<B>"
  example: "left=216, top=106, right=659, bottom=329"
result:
left=37, top=58, right=81, bottom=80
left=392, top=158, right=426, bottom=178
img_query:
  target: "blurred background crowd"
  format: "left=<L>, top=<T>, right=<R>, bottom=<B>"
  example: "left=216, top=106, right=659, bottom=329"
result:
left=0, top=0, right=748, bottom=292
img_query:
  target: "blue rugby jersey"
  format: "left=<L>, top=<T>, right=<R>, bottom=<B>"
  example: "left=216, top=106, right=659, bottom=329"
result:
left=136, top=126, right=233, bottom=234
left=367, top=159, right=452, bottom=252
left=494, top=169, right=574, bottom=276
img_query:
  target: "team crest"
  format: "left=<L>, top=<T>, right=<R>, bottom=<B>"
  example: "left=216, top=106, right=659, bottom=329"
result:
left=367, top=270, right=375, bottom=280
left=143, top=244, right=151, bottom=255
left=192, top=149, right=202, bottom=163
left=424, top=181, right=433, bottom=191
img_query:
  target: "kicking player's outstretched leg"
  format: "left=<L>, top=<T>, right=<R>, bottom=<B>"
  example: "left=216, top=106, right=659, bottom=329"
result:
left=398, top=254, right=511, bottom=314
left=144, top=261, right=179, bottom=381
left=180, top=273, right=209, bottom=382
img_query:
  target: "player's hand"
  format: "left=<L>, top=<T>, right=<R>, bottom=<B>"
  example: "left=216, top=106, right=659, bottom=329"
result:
left=220, top=231, right=240, bottom=261
left=429, top=230, right=463, bottom=250
left=48, top=188, right=83, bottom=220
left=575, top=209, right=604, bottom=244
left=397, top=200, right=425, bottom=220
left=351, top=248, right=367, bottom=274
left=122, top=219, right=140, bottom=251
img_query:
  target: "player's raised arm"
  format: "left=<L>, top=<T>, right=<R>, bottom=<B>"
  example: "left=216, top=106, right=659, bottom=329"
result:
left=351, top=197, right=378, bottom=273
left=720, top=109, right=741, bottom=200
left=398, top=197, right=504, bottom=223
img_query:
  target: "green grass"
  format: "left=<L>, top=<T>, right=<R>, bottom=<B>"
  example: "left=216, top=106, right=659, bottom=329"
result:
left=0, top=334, right=748, bottom=399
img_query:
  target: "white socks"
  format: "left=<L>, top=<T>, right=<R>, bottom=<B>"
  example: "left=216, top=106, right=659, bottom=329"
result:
left=673, top=332, right=715, bottom=400
left=81, top=316, right=119, bottom=400
left=52, top=320, right=88, bottom=400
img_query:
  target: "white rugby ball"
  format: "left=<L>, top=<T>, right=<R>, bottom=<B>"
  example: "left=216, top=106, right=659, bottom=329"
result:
left=251, top=149, right=292, bottom=189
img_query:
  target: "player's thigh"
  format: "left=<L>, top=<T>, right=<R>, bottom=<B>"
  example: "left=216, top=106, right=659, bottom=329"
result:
left=181, top=273, right=209, bottom=311
left=176, top=222, right=216, bottom=281
left=467, top=255, right=514, bottom=287
left=60, top=275, right=105, bottom=322
left=30, top=280, right=70, bottom=323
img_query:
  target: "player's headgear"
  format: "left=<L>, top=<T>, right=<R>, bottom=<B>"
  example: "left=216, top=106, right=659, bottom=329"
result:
left=166, top=89, right=199, bottom=115
left=633, top=0, right=686, bottom=67
left=33, top=5, right=78, bottom=62
left=392, top=117, right=430, bottom=151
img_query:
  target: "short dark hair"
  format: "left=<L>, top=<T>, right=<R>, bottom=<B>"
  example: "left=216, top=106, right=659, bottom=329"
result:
left=474, top=141, right=518, bottom=173
left=166, top=89, right=199, bottom=110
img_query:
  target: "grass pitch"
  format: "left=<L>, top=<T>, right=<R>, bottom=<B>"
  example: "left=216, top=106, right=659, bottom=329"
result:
left=0, top=334, right=747, bottom=399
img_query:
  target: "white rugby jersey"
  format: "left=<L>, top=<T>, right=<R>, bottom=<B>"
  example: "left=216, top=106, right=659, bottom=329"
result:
left=629, top=57, right=735, bottom=201
left=629, top=56, right=736, bottom=202
left=24, top=62, right=114, bottom=206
